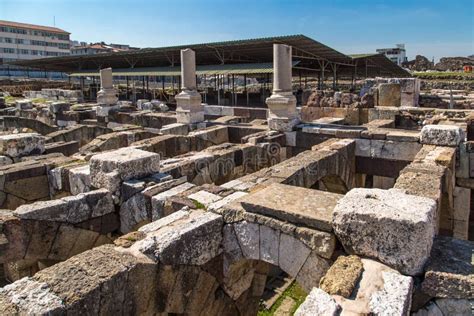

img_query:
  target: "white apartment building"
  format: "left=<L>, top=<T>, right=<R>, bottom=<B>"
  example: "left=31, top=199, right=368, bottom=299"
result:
left=376, top=44, right=407, bottom=66
left=0, top=20, right=70, bottom=78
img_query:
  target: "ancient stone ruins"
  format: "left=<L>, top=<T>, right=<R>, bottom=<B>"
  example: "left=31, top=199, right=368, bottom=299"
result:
left=0, top=44, right=472, bottom=315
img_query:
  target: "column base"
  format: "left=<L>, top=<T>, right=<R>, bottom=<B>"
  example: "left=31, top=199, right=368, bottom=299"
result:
left=97, top=88, right=118, bottom=105
left=175, top=90, right=204, bottom=124
left=267, top=117, right=300, bottom=132
left=266, top=92, right=299, bottom=132
left=176, top=110, right=205, bottom=124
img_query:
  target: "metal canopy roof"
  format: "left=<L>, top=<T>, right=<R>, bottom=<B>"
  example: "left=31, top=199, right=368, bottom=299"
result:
left=68, top=61, right=300, bottom=77
left=348, top=53, right=411, bottom=77
left=7, top=35, right=351, bottom=71
left=7, top=34, right=410, bottom=78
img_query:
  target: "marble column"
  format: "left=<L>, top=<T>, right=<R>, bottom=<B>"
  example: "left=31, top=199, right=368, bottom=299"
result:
left=175, top=49, right=204, bottom=124
left=97, top=68, right=118, bottom=105
left=266, top=44, right=299, bottom=131
left=96, top=68, right=119, bottom=124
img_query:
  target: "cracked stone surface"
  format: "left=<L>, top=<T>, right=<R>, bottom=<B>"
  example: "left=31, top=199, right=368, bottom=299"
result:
left=333, top=188, right=437, bottom=275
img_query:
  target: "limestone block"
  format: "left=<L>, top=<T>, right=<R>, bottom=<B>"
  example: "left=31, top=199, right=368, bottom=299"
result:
left=0, top=133, right=45, bottom=158
left=138, top=209, right=189, bottom=234
left=296, top=251, right=331, bottom=292
left=68, top=164, right=91, bottom=195
left=355, top=139, right=422, bottom=161
left=333, top=188, right=437, bottom=275
left=208, top=191, right=247, bottom=211
left=14, top=189, right=114, bottom=224
left=294, top=227, right=336, bottom=259
left=160, top=123, right=188, bottom=135
left=434, top=298, right=472, bottom=316
left=398, top=78, right=417, bottom=93
left=222, top=224, right=243, bottom=272
left=150, top=182, right=195, bottom=219
left=420, top=125, right=465, bottom=147
left=422, top=236, right=473, bottom=299
left=240, top=183, right=339, bottom=232
left=121, top=179, right=146, bottom=202
left=294, top=288, right=340, bottom=316
left=0, top=277, right=65, bottom=314
left=369, top=271, right=414, bottom=315
left=90, top=147, right=160, bottom=190
left=259, top=225, right=279, bottom=266
left=453, top=186, right=470, bottom=239
left=32, top=245, right=156, bottom=315
left=377, top=83, right=401, bottom=107
left=320, top=255, right=363, bottom=298
left=132, top=210, right=223, bottom=265
left=233, top=221, right=260, bottom=260
left=49, top=102, right=70, bottom=114
left=119, top=192, right=151, bottom=233
left=188, top=190, right=222, bottom=207
left=278, top=233, right=311, bottom=277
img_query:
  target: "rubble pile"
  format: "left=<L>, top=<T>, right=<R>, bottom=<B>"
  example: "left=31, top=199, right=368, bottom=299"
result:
left=402, top=55, right=434, bottom=71
left=435, top=56, right=474, bottom=71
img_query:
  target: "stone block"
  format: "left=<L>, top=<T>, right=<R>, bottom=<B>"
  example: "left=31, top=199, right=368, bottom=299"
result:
left=132, top=210, right=223, bottom=265
left=68, top=164, right=91, bottom=195
left=14, top=189, right=114, bottom=224
left=296, top=251, right=331, bottom=292
left=208, top=191, right=247, bottom=211
left=0, top=133, right=45, bottom=158
left=295, top=288, right=340, bottom=316
left=434, top=298, right=472, bottom=316
left=420, top=125, right=465, bottom=147
left=188, top=190, right=222, bottom=207
left=453, top=186, right=470, bottom=239
left=422, top=236, right=473, bottom=299
left=333, top=188, right=437, bottom=275
left=49, top=102, right=70, bottom=113
left=160, top=123, right=188, bottom=135
left=369, top=271, right=414, bottom=315
left=355, top=138, right=422, bottom=161
left=33, top=245, right=155, bottom=315
left=0, top=277, right=65, bottom=314
left=240, top=183, right=340, bottom=232
left=119, top=191, right=151, bottom=233
left=233, top=221, right=260, bottom=260
left=320, top=255, right=363, bottom=298
left=294, top=227, right=336, bottom=259
left=90, top=147, right=160, bottom=190
left=259, top=225, right=279, bottom=266
left=222, top=224, right=243, bottom=271
left=278, top=233, right=311, bottom=277
left=150, top=182, right=195, bottom=219
left=377, top=83, right=401, bottom=107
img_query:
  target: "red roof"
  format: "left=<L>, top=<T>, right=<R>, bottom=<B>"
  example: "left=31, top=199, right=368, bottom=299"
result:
left=0, top=20, right=70, bottom=34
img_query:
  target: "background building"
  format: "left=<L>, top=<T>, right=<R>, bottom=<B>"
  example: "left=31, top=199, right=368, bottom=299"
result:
left=0, top=20, right=70, bottom=78
left=376, top=44, right=407, bottom=65
left=70, top=41, right=138, bottom=55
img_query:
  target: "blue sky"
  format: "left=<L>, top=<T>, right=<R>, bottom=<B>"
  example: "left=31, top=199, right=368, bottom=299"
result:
left=1, top=0, right=473, bottom=61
